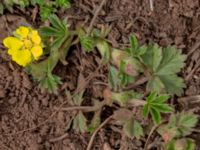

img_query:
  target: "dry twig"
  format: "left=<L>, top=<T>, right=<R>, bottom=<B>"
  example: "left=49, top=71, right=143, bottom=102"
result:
left=149, top=0, right=154, bottom=11
left=49, top=133, right=69, bottom=142
left=87, top=0, right=107, bottom=35
left=144, top=122, right=164, bottom=150
left=185, top=59, right=200, bottom=81
left=187, top=41, right=200, bottom=57
left=54, top=100, right=106, bottom=112
left=86, top=115, right=113, bottom=150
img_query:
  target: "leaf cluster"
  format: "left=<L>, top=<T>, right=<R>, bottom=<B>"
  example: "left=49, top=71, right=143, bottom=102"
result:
left=13, top=13, right=198, bottom=147
left=108, top=65, right=134, bottom=91
left=0, top=0, right=70, bottom=20
left=143, top=92, right=173, bottom=124
left=71, top=91, right=88, bottom=133
left=157, top=111, right=198, bottom=150
left=77, top=26, right=112, bottom=63
left=166, top=138, right=195, bottom=150
left=29, top=15, right=72, bottom=93
left=113, top=109, right=144, bottom=139
left=141, top=43, right=186, bottom=96
left=107, top=35, right=186, bottom=96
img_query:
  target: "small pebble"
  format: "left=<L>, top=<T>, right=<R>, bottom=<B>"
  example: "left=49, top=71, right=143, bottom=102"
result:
left=8, top=97, right=17, bottom=104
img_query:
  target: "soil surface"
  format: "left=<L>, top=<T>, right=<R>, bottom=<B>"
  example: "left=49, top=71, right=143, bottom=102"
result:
left=1, top=0, right=200, bottom=149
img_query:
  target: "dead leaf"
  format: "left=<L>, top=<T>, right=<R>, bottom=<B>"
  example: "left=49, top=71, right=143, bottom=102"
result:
left=113, top=108, right=133, bottom=123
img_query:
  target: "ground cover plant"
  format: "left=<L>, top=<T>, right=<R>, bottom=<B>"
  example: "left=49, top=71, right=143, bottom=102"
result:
left=1, top=0, right=200, bottom=150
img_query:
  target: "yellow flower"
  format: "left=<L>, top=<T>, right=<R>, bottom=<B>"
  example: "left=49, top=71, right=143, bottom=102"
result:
left=3, top=26, right=43, bottom=67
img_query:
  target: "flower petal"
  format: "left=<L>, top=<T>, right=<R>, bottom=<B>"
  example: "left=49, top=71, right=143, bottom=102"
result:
left=3, top=37, right=23, bottom=50
left=31, top=30, right=41, bottom=45
left=16, top=26, right=29, bottom=38
left=31, top=46, right=43, bottom=60
left=12, top=49, right=32, bottom=67
left=8, top=48, right=17, bottom=56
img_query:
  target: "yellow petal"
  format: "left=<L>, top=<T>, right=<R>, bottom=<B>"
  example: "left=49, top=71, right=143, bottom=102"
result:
left=8, top=48, right=18, bottom=56
left=31, top=30, right=41, bottom=45
left=16, top=26, right=29, bottom=38
left=12, top=49, right=32, bottom=67
left=31, top=46, right=43, bottom=60
left=3, top=37, right=23, bottom=50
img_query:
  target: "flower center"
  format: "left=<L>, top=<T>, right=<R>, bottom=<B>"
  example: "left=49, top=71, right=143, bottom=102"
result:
left=24, top=39, right=32, bottom=49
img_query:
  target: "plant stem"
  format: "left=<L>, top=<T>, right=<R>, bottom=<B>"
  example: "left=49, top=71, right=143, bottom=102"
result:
left=123, top=75, right=149, bottom=90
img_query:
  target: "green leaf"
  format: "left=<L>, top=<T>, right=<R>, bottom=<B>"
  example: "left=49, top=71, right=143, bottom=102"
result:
left=40, top=14, right=72, bottom=65
left=0, top=3, right=4, bottom=14
left=40, top=5, right=54, bottom=21
left=141, top=44, right=162, bottom=72
left=123, top=117, right=134, bottom=138
left=143, top=104, right=150, bottom=118
left=73, top=112, right=87, bottom=133
left=157, top=125, right=178, bottom=142
left=178, top=112, right=198, bottom=130
left=39, top=73, right=62, bottom=93
left=39, top=27, right=61, bottom=38
left=186, top=138, right=196, bottom=150
left=18, top=0, right=29, bottom=8
left=108, top=66, right=120, bottom=91
left=58, top=35, right=73, bottom=64
left=146, top=76, right=165, bottom=93
left=119, top=73, right=134, bottom=87
left=147, top=92, right=157, bottom=103
left=142, top=45, right=186, bottom=96
left=159, top=111, right=198, bottom=140
left=3, top=0, right=14, bottom=12
left=128, top=35, right=138, bottom=56
left=166, top=139, right=176, bottom=150
left=51, top=34, right=68, bottom=50
left=174, top=138, right=196, bottom=150
left=31, top=0, right=44, bottom=5
left=137, top=45, right=147, bottom=56
left=151, top=104, right=173, bottom=113
left=155, top=94, right=170, bottom=103
left=143, top=92, right=172, bottom=124
left=123, top=118, right=144, bottom=139
left=156, top=46, right=186, bottom=75
left=80, top=36, right=95, bottom=52
left=150, top=107, right=161, bottom=124
left=28, top=49, right=61, bottom=93
left=133, top=120, right=144, bottom=139
left=88, top=110, right=101, bottom=134
left=96, top=40, right=111, bottom=63
left=158, top=74, right=185, bottom=96
left=55, top=0, right=70, bottom=8
left=112, top=91, right=143, bottom=106
left=49, top=14, right=66, bottom=31
left=108, top=65, right=134, bottom=91
left=73, top=90, right=84, bottom=106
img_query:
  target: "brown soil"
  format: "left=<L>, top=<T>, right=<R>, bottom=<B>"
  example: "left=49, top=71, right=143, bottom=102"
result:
left=1, top=0, right=200, bottom=149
